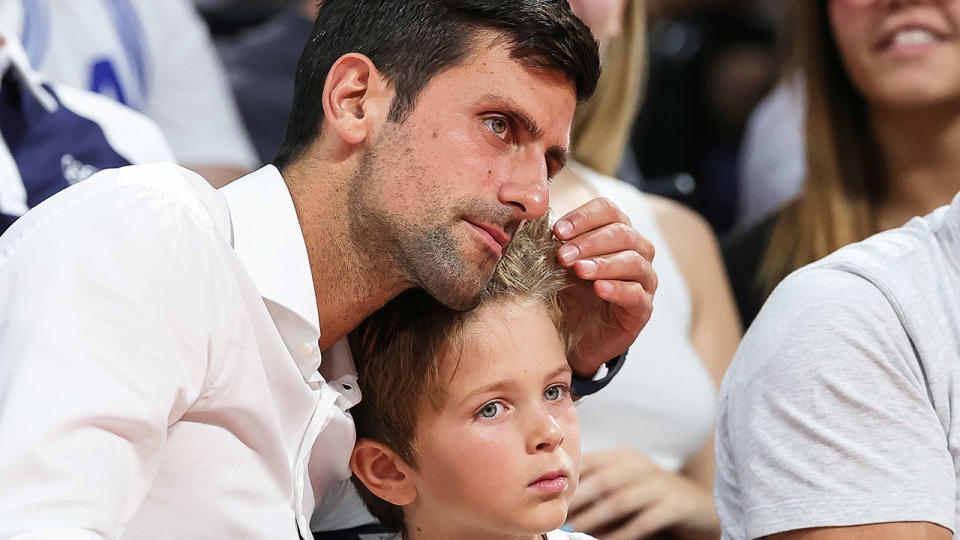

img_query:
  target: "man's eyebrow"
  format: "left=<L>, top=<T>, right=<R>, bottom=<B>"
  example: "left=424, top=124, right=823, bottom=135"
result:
left=480, top=93, right=568, bottom=175
left=481, top=93, right=544, bottom=140
left=544, top=364, right=573, bottom=383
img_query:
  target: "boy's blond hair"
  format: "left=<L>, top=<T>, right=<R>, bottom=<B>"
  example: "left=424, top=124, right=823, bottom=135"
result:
left=348, top=215, right=572, bottom=531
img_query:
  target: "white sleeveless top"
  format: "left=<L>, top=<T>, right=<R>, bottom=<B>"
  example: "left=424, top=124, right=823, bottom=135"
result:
left=570, top=164, right=717, bottom=472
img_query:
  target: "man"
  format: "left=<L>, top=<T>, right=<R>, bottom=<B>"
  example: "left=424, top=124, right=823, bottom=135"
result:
left=0, top=1, right=656, bottom=538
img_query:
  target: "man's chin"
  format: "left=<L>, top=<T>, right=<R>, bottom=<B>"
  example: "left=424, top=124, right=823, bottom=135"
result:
left=426, top=283, right=485, bottom=312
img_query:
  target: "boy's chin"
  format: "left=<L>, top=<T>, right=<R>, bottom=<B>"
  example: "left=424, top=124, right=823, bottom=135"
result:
left=520, top=499, right=570, bottom=535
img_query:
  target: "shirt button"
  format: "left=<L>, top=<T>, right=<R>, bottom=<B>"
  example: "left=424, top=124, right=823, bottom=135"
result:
left=297, top=342, right=316, bottom=358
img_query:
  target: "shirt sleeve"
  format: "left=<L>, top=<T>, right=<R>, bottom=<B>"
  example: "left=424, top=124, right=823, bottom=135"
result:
left=135, top=0, right=258, bottom=169
left=715, top=267, right=955, bottom=540
left=0, top=170, right=229, bottom=537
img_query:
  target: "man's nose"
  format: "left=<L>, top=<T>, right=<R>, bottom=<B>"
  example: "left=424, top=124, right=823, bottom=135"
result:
left=497, top=159, right=550, bottom=220
left=528, top=407, right=565, bottom=453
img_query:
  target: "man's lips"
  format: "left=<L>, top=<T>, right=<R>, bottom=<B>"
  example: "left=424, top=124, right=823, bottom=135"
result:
left=528, top=470, right=568, bottom=494
left=465, top=219, right=510, bottom=257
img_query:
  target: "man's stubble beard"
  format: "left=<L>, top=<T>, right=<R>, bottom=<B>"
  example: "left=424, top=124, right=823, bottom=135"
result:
left=347, top=146, right=494, bottom=311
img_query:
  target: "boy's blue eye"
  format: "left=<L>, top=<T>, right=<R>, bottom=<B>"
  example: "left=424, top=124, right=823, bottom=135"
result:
left=479, top=401, right=504, bottom=419
left=544, top=385, right=565, bottom=402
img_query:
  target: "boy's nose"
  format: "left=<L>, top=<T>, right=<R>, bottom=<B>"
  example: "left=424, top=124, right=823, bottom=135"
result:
left=530, top=410, right=565, bottom=453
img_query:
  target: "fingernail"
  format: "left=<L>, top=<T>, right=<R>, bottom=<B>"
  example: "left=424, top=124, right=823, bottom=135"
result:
left=578, top=259, right=597, bottom=276
left=596, top=280, right=613, bottom=295
left=556, top=220, right=573, bottom=238
left=559, top=245, right=579, bottom=264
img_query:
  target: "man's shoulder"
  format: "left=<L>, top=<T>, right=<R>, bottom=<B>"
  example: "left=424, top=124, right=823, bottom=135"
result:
left=1, top=163, right=231, bottom=262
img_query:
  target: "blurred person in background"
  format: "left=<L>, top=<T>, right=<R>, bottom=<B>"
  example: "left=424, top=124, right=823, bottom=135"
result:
left=554, top=1, right=741, bottom=538
left=0, top=0, right=258, bottom=187
left=724, top=0, right=960, bottom=326
left=0, top=31, right=173, bottom=234
left=630, top=0, right=778, bottom=233
left=716, top=1, right=960, bottom=538
left=219, top=0, right=320, bottom=165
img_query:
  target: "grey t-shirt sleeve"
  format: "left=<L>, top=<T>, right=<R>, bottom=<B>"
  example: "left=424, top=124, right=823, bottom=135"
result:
left=715, top=267, right=955, bottom=539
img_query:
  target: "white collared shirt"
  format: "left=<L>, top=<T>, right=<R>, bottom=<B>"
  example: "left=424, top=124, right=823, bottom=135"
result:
left=0, top=164, right=360, bottom=539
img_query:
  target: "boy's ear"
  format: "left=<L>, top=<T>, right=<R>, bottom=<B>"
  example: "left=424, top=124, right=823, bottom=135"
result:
left=351, top=438, right=418, bottom=506
left=321, top=53, right=392, bottom=146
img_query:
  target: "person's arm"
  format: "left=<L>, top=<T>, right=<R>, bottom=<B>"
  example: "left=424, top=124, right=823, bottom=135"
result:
left=0, top=171, right=221, bottom=537
left=567, top=196, right=740, bottom=540
left=767, top=522, right=952, bottom=540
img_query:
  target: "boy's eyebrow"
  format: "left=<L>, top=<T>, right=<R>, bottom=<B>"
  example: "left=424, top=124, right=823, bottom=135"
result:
left=459, top=365, right=573, bottom=406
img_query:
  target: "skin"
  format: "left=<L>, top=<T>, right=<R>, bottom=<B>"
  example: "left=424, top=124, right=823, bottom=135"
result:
left=353, top=301, right=581, bottom=540
left=282, top=35, right=656, bottom=376
left=829, top=0, right=960, bottom=230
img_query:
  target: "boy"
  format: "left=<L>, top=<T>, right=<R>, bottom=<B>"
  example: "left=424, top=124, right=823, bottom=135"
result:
left=348, top=216, right=596, bottom=540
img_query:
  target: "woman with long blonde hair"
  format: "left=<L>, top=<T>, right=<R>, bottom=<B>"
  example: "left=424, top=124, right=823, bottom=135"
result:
left=555, top=2, right=741, bottom=538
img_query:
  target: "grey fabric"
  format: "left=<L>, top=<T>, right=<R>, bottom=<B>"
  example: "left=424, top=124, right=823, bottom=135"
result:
left=716, top=194, right=960, bottom=539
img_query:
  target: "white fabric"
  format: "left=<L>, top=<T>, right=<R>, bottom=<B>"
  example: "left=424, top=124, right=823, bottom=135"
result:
left=0, top=33, right=173, bottom=219
left=716, top=194, right=960, bottom=539
left=0, top=0, right=258, bottom=169
left=0, top=164, right=360, bottom=539
left=736, top=77, right=805, bottom=228
left=570, top=164, right=717, bottom=472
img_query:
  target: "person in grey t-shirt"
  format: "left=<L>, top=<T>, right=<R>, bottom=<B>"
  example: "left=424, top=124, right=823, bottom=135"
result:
left=715, top=192, right=960, bottom=540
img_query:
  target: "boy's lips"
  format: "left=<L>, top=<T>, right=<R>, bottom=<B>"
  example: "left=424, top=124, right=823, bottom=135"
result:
left=528, top=470, right=569, bottom=494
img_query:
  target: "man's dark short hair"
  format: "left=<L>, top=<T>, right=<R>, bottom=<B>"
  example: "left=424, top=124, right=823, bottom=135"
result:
left=273, top=0, right=600, bottom=169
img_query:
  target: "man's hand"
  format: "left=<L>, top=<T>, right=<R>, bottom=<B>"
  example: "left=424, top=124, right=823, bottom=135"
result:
left=553, top=198, right=656, bottom=377
left=567, top=448, right=719, bottom=540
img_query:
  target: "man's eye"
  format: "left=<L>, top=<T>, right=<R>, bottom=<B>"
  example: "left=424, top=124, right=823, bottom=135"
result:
left=478, top=401, right=505, bottom=419
left=484, top=117, right=508, bottom=136
left=544, top=385, right=566, bottom=402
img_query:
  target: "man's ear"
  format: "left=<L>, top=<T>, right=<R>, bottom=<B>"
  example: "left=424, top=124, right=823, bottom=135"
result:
left=322, top=53, right=392, bottom=145
left=350, top=438, right=418, bottom=506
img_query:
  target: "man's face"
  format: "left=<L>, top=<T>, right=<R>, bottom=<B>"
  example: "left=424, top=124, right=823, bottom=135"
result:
left=348, top=37, right=578, bottom=310
left=408, top=300, right=580, bottom=537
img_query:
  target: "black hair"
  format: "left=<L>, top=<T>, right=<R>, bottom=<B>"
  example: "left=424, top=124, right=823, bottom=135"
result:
left=273, top=0, right=600, bottom=169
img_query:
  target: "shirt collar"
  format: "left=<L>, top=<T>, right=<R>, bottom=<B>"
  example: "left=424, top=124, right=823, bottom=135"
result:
left=220, top=165, right=322, bottom=378
left=0, top=31, right=57, bottom=112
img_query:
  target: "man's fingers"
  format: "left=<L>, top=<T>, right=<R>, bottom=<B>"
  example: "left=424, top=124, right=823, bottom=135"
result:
left=591, top=280, right=655, bottom=311
left=557, top=222, right=655, bottom=267
left=554, top=197, right=632, bottom=241
left=571, top=251, right=657, bottom=289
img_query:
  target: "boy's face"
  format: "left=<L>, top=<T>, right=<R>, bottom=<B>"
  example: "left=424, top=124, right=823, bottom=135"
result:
left=407, top=300, right=580, bottom=537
